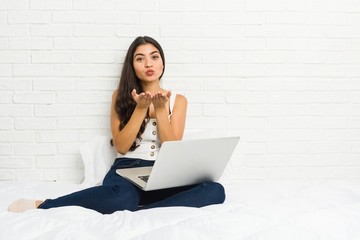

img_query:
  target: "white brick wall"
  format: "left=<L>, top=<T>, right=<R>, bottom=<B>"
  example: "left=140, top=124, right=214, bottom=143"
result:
left=0, top=0, right=360, bottom=182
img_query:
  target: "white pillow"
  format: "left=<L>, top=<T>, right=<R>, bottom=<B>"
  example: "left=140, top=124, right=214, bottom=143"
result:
left=80, top=136, right=117, bottom=186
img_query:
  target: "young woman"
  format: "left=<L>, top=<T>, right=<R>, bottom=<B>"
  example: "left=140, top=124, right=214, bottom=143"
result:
left=8, top=36, right=225, bottom=214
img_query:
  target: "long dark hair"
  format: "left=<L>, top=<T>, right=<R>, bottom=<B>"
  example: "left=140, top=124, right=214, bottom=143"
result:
left=111, top=36, right=165, bottom=151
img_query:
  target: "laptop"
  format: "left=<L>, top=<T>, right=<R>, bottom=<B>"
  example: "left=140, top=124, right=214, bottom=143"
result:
left=116, top=136, right=239, bottom=191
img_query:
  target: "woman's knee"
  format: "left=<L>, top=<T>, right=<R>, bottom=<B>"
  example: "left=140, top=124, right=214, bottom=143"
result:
left=107, top=184, right=140, bottom=212
left=201, top=181, right=226, bottom=204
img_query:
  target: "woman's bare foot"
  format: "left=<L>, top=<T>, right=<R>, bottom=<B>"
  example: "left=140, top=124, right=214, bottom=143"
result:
left=35, top=200, right=44, bottom=208
left=7, top=199, right=43, bottom=212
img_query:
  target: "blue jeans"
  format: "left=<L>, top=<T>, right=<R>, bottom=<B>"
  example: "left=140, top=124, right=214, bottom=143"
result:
left=39, top=158, right=225, bottom=214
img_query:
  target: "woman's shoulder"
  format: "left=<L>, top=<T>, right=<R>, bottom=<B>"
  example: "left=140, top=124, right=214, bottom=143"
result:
left=171, top=92, right=187, bottom=111
left=176, top=95, right=187, bottom=106
left=112, top=89, right=119, bottom=101
left=172, top=92, right=187, bottom=103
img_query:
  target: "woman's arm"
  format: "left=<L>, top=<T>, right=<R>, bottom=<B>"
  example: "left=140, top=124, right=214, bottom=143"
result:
left=110, top=90, right=151, bottom=155
left=154, top=92, right=187, bottom=143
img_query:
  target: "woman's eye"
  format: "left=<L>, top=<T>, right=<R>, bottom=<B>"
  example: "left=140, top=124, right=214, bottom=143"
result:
left=135, top=57, right=143, bottom=62
left=152, top=55, right=159, bottom=60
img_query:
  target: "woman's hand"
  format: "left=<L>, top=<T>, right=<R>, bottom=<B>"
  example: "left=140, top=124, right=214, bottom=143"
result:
left=132, top=89, right=153, bottom=109
left=153, top=90, right=171, bottom=109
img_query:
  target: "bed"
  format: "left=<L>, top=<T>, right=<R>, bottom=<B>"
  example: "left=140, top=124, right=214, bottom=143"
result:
left=1, top=136, right=360, bottom=240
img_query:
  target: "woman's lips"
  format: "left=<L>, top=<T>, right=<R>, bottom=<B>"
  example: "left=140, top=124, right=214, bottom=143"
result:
left=146, top=70, right=154, bottom=76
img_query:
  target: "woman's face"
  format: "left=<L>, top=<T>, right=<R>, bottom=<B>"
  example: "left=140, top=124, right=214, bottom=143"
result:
left=133, top=43, right=164, bottom=83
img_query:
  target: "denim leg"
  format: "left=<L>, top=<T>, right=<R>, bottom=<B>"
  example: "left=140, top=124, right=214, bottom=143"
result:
left=38, top=158, right=225, bottom=213
left=39, top=158, right=147, bottom=214
left=139, top=181, right=225, bottom=210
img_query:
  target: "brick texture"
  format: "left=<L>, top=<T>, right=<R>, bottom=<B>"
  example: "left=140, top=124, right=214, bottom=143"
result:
left=1, top=0, right=360, bottom=182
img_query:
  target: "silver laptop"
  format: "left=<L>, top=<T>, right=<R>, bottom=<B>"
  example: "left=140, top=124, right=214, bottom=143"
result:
left=116, top=136, right=239, bottom=191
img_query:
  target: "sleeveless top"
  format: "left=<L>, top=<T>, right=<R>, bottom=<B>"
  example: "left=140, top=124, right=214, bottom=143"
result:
left=116, top=93, right=178, bottom=161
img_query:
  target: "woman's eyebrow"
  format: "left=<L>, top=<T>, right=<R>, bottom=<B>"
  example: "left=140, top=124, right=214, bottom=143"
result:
left=134, top=53, right=145, bottom=58
left=134, top=51, right=160, bottom=58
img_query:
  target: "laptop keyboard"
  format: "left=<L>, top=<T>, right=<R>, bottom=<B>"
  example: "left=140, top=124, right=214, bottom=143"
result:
left=138, top=175, right=149, bottom=183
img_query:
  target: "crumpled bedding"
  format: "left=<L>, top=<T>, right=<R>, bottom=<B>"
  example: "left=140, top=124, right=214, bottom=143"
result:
left=1, top=180, right=360, bottom=240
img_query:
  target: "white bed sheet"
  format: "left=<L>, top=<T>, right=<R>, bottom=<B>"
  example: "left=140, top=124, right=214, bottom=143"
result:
left=1, top=180, right=360, bottom=240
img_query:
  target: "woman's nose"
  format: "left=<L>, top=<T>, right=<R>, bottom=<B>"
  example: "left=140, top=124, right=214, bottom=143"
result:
left=145, top=59, right=153, bottom=68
